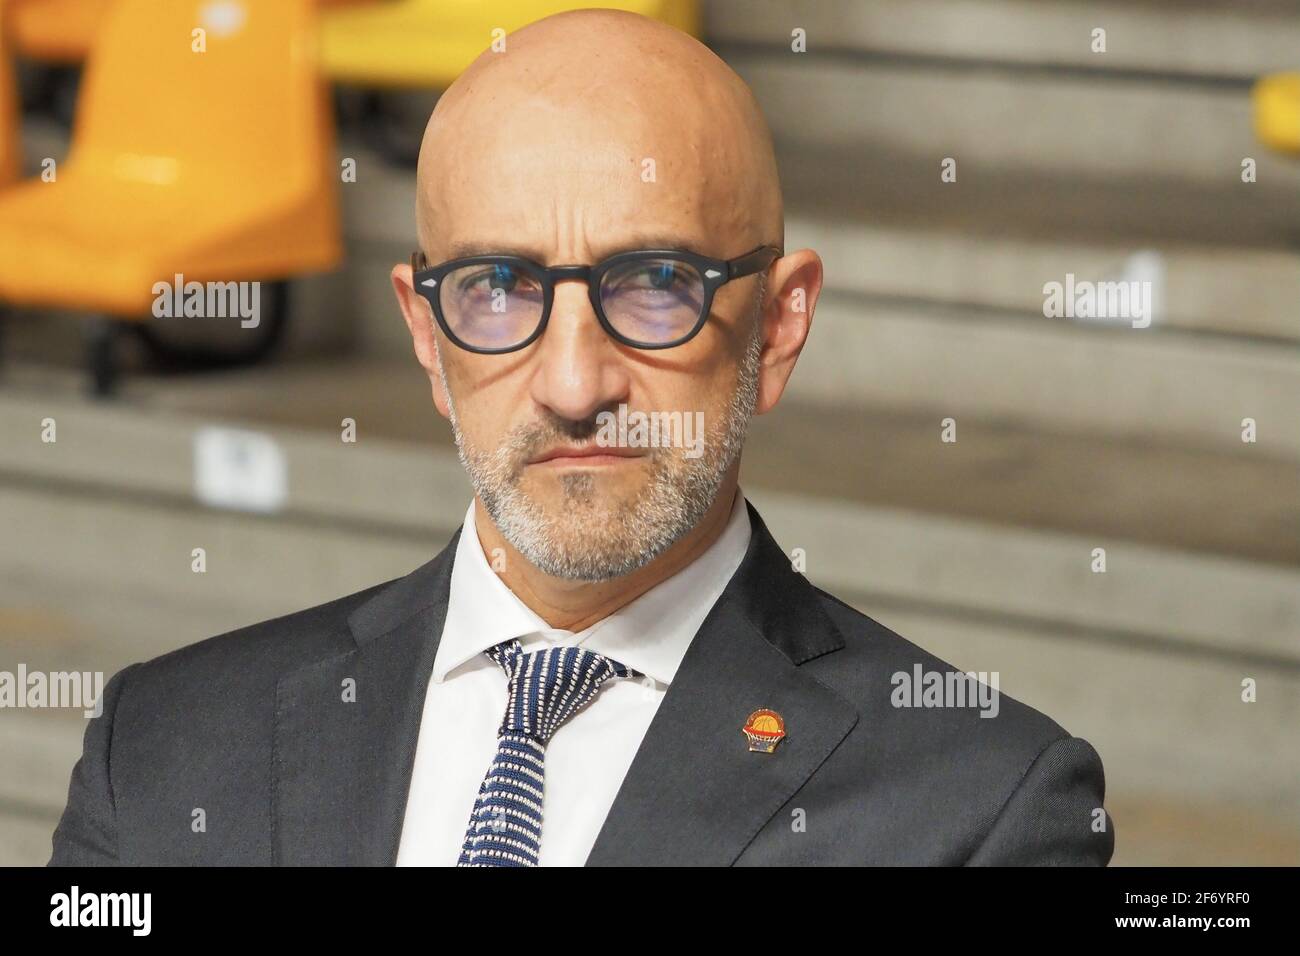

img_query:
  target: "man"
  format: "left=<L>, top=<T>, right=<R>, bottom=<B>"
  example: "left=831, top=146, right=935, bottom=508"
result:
left=50, top=9, right=1112, bottom=866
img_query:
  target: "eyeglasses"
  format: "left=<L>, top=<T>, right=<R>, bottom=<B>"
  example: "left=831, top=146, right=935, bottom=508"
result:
left=409, top=244, right=781, bottom=354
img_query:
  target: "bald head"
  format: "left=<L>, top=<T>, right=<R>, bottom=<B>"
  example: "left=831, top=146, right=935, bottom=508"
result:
left=415, top=8, right=783, bottom=263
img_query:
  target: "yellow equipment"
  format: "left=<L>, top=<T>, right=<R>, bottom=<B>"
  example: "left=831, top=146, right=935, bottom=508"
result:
left=1253, top=72, right=1300, bottom=155
left=7, top=0, right=112, bottom=64
left=0, top=0, right=343, bottom=392
left=0, top=0, right=20, bottom=186
left=320, top=0, right=699, bottom=88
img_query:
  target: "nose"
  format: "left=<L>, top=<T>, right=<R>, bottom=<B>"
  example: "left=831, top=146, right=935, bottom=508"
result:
left=527, top=276, right=630, bottom=423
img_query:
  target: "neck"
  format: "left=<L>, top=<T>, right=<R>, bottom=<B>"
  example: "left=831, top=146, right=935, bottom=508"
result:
left=474, top=470, right=741, bottom=632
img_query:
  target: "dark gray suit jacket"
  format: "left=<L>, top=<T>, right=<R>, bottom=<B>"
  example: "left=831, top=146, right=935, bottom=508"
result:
left=50, top=500, right=1113, bottom=865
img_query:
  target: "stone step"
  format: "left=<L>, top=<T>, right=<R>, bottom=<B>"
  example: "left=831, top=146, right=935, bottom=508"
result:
left=786, top=294, right=1300, bottom=460
left=743, top=402, right=1300, bottom=569
left=706, top=0, right=1300, bottom=81
left=794, top=211, right=1300, bottom=345
left=0, top=808, right=64, bottom=867
left=727, top=52, right=1296, bottom=192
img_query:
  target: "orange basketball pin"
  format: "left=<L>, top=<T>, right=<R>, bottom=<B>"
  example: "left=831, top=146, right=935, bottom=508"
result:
left=743, top=709, right=786, bottom=753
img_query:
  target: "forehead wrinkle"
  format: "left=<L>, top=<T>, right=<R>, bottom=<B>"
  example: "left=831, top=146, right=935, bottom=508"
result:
left=440, top=233, right=724, bottom=265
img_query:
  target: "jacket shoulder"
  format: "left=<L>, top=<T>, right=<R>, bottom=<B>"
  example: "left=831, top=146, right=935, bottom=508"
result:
left=792, top=587, right=1110, bottom=863
left=808, top=585, right=1073, bottom=758
left=121, top=577, right=395, bottom=704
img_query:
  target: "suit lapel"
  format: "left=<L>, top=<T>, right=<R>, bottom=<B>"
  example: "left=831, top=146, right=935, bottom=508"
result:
left=273, top=531, right=460, bottom=865
left=586, top=502, right=859, bottom=866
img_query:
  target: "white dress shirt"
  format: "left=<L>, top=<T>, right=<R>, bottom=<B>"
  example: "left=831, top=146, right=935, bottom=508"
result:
left=395, top=486, right=752, bottom=866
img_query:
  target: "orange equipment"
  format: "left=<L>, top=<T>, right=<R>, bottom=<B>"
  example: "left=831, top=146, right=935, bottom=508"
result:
left=0, top=0, right=343, bottom=394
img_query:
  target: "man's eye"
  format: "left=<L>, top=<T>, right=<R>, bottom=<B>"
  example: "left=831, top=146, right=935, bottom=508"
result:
left=637, top=264, right=684, bottom=290
left=460, top=265, right=524, bottom=294
left=611, top=263, right=691, bottom=295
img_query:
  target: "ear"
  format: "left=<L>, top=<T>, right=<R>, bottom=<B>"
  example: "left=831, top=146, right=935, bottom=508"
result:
left=391, top=262, right=452, bottom=420
left=754, top=249, right=822, bottom=415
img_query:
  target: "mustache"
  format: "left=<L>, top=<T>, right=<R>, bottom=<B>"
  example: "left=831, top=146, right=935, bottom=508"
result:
left=500, top=405, right=671, bottom=470
left=501, top=407, right=606, bottom=465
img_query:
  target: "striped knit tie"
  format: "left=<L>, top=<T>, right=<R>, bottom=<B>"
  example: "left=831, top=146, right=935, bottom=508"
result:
left=458, top=638, right=639, bottom=866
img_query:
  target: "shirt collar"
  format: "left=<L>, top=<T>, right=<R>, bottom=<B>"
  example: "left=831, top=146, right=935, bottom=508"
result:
left=432, top=488, right=752, bottom=686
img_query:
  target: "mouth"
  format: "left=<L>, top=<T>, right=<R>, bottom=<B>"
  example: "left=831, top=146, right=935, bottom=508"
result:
left=527, top=444, right=645, bottom=468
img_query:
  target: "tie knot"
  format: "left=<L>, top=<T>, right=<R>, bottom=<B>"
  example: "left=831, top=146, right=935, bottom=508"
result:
left=487, top=640, right=638, bottom=744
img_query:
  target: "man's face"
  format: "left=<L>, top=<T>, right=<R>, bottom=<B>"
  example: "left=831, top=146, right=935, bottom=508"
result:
left=422, top=126, right=769, bottom=582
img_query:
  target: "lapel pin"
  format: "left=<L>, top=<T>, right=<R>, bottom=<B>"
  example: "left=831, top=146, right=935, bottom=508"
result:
left=743, top=709, right=786, bottom=753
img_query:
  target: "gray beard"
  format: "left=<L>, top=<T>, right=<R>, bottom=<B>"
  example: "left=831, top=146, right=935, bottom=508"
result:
left=437, top=297, right=764, bottom=582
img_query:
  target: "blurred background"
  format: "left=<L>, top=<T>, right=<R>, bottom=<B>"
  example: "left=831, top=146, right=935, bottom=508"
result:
left=0, top=0, right=1297, bottom=866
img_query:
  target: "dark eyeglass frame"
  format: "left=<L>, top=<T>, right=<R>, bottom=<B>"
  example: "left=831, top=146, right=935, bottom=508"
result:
left=409, top=243, right=782, bottom=354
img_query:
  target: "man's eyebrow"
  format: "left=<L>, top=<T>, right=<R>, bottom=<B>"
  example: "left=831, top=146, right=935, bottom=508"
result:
left=443, top=240, right=541, bottom=260
left=439, top=236, right=705, bottom=263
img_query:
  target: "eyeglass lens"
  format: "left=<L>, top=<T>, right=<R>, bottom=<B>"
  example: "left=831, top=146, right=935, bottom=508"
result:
left=438, top=256, right=707, bottom=349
